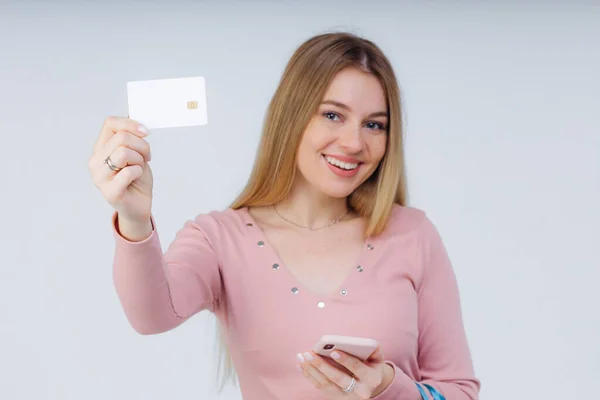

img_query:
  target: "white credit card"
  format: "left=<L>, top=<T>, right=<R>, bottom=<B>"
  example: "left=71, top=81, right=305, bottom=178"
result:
left=127, top=76, right=207, bottom=129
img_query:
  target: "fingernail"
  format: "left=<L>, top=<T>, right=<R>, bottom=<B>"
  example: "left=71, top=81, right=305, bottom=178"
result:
left=297, top=353, right=304, bottom=362
left=331, top=351, right=340, bottom=360
left=303, top=352, right=313, bottom=361
left=138, top=125, right=149, bottom=135
left=296, top=365, right=303, bottom=372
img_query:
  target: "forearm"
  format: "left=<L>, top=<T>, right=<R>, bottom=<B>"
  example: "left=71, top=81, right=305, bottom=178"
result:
left=112, top=213, right=186, bottom=334
left=111, top=212, right=220, bottom=335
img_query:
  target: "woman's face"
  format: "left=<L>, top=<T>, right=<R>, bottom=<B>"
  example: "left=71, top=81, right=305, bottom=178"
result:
left=295, top=67, right=388, bottom=199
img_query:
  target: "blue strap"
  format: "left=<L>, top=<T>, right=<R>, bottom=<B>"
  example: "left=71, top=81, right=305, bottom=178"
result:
left=415, top=382, right=446, bottom=400
left=415, top=383, right=429, bottom=399
left=423, top=383, right=446, bottom=400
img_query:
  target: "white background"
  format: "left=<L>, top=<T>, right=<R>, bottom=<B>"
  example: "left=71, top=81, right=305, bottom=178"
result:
left=1, top=1, right=598, bottom=399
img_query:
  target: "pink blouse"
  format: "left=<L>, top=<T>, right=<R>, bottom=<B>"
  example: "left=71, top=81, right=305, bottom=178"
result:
left=112, top=204, right=480, bottom=399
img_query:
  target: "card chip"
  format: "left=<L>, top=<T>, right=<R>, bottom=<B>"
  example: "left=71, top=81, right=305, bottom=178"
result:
left=187, top=101, right=198, bottom=109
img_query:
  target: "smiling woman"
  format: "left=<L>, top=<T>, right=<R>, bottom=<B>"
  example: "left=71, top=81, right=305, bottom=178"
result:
left=94, top=31, right=481, bottom=400
left=296, top=68, right=389, bottom=196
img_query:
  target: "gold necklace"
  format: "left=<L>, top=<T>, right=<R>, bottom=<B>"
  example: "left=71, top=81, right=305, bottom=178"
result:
left=272, top=204, right=349, bottom=231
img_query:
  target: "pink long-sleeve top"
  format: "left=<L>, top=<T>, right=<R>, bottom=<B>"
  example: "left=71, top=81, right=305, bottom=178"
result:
left=112, top=204, right=480, bottom=399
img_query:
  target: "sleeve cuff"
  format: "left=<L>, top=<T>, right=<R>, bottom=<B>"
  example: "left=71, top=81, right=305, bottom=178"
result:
left=370, top=361, right=422, bottom=400
left=111, top=211, right=161, bottom=254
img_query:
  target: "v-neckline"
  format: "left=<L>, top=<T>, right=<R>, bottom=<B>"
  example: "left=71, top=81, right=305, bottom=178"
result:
left=239, top=206, right=376, bottom=303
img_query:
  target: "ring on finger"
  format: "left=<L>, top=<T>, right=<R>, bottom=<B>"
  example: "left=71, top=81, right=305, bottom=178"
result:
left=104, top=155, right=122, bottom=172
left=343, top=376, right=356, bottom=393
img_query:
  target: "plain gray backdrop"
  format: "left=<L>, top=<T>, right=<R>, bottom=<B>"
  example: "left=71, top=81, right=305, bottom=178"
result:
left=1, top=1, right=598, bottom=399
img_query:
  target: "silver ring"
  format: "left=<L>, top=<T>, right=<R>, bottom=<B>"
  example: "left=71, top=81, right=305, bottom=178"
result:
left=343, top=377, right=356, bottom=393
left=104, top=155, right=122, bottom=172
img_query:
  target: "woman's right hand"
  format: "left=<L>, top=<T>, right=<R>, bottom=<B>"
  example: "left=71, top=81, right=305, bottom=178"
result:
left=89, top=116, right=153, bottom=224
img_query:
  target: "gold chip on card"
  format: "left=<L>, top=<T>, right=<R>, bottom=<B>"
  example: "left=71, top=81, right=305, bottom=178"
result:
left=187, top=100, right=198, bottom=109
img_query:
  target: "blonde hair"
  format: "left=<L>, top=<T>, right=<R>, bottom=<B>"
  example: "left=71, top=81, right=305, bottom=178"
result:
left=214, top=31, right=408, bottom=391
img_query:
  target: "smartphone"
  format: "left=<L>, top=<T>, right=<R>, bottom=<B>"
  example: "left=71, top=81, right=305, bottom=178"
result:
left=312, top=335, right=379, bottom=362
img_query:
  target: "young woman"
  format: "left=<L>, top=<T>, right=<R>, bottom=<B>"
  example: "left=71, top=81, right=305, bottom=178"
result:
left=89, top=32, right=480, bottom=399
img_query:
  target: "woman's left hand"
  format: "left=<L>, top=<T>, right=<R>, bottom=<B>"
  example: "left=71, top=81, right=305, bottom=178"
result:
left=297, top=346, right=394, bottom=399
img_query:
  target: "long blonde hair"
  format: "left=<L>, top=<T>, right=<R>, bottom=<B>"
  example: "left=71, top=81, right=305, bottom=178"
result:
left=214, top=31, right=408, bottom=391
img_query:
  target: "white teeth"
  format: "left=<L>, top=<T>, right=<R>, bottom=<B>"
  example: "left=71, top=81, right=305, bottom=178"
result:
left=325, top=156, right=359, bottom=170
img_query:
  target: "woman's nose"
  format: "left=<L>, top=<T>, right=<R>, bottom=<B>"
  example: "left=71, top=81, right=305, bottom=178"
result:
left=338, top=125, right=365, bottom=153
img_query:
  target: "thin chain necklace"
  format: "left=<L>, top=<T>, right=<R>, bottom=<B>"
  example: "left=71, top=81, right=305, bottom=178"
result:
left=272, top=204, right=349, bottom=231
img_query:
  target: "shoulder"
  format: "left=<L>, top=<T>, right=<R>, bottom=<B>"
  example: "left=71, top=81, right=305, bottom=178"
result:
left=382, top=204, right=445, bottom=254
left=383, top=204, right=429, bottom=237
left=178, top=207, right=251, bottom=260
left=190, top=207, right=249, bottom=235
left=384, top=205, right=451, bottom=288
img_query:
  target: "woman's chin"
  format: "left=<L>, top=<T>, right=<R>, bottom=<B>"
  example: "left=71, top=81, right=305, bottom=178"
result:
left=319, top=184, right=359, bottom=199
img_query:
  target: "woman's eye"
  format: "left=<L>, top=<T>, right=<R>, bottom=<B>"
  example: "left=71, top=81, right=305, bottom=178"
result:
left=323, top=112, right=340, bottom=121
left=322, top=112, right=386, bottom=131
left=366, top=121, right=386, bottom=130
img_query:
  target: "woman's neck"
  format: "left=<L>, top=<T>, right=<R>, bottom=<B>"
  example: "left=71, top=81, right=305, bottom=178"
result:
left=274, top=186, right=349, bottom=230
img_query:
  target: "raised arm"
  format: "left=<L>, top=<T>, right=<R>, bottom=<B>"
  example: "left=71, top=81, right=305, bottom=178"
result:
left=112, top=212, right=222, bottom=335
